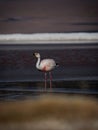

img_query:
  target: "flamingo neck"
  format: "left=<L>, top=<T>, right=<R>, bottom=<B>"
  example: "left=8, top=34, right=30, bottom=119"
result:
left=36, top=57, right=41, bottom=69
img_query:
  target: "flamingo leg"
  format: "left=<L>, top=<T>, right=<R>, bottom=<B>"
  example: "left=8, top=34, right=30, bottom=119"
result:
left=49, top=72, right=52, bottom=90
left=45, top=72, right=47, bottom=91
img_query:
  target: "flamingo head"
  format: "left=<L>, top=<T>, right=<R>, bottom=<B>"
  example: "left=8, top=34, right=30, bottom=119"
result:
left=33, top=52, right=40, bottom=58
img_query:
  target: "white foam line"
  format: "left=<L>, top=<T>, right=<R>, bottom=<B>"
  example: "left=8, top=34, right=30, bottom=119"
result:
left=0, top=33, right=98, bottom=44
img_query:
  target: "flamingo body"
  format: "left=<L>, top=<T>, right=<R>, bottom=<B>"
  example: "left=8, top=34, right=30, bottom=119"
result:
left=39, top=59, right=56, bottom=72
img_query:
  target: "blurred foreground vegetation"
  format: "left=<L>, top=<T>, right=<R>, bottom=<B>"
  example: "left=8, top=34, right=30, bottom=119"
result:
left=0, top=95, right=98, bottom=130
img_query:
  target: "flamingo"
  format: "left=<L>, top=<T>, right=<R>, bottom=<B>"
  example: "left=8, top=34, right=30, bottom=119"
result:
left=33, top=52, right=58, bottom=91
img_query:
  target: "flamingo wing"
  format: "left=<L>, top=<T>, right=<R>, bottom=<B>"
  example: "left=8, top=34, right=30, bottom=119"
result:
left=40, top=59, right=56, bottom=71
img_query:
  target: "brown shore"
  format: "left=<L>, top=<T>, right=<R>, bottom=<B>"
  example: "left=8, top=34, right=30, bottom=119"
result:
left=0, top=95, right=98, bottom=130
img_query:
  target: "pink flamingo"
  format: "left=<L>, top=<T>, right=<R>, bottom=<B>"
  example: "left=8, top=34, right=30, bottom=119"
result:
left=33, top=52, right=58, bottom=91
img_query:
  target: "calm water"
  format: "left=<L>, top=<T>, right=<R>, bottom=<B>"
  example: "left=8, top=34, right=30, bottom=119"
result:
left=0, top=43, right=98, bottom=100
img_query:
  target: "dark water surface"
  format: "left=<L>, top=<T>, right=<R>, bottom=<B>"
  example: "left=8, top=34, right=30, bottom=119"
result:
left=0, top=43, right=98, bottom=100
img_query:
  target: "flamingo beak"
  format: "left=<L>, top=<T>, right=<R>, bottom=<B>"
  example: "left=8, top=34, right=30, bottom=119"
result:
left=33, top=53, right=36, bottom=56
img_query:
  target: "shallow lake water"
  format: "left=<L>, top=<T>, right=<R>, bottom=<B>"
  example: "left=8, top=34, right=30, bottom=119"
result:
left=0, top=43, right=98, bottom=100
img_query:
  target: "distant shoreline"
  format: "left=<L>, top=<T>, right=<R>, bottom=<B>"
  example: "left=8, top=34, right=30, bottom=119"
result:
left=0, top=33, right=98, bottom=44
left=0, top=40, right=98, bottom=44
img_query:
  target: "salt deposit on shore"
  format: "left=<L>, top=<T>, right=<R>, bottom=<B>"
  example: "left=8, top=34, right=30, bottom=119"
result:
left=0, top=33, right=98, bottom=43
